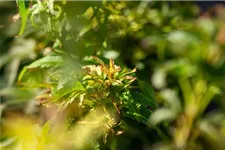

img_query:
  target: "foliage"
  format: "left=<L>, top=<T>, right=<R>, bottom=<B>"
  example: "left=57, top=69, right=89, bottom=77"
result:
left=0, top=1, right=225, bottom=150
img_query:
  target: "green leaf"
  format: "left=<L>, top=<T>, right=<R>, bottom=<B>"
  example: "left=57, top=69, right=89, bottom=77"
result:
left=42, top=120, right=51, bottom=141
left=79, top=25, right=91, bottom=37
left=27, top=55, right=63, bottom=69
left=30, top=1, right=46, bottom=27
left=52, top=81, right=84, bottom=101
left=197, top=86, right=220, bottom=117
left=18, top=66, right=28, bottom=83
left=36, top=120, right=52, bottom=150
left=90, top=140, right=100, bottom=150
left=178, top=77, right=194, bottom=107
left=17, top=0, right=30, bottom=36
left=131, top=92, right=155, bottom=116
left=110, top=137, right=117, bottom=150
left=18, top=55, right=62, bottom=87
left=18, top=69, right=46, bottom=87
left=138, top=80, right=158, bottom=108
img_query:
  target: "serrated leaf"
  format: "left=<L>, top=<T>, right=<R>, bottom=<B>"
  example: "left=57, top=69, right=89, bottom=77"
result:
left=28, top=55, right=63, bottom=69
left=19, top=55, right=61, bottom=84
left=52, top=81, right=84, bottom=101
left=138, top=80, right=157, bottom=108
left=30, top=1, right=46, bottom=27
left=131, top=92, right=154, bottom=116
left=17, top=0, right=30, bottom=36
left=18, top=69, right=47, bottom=88
left=92, top=56, right=106, bottom=66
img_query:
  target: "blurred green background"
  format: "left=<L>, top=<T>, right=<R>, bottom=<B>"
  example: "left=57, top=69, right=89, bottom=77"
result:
left=0, top=1, right=225, bottom=150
